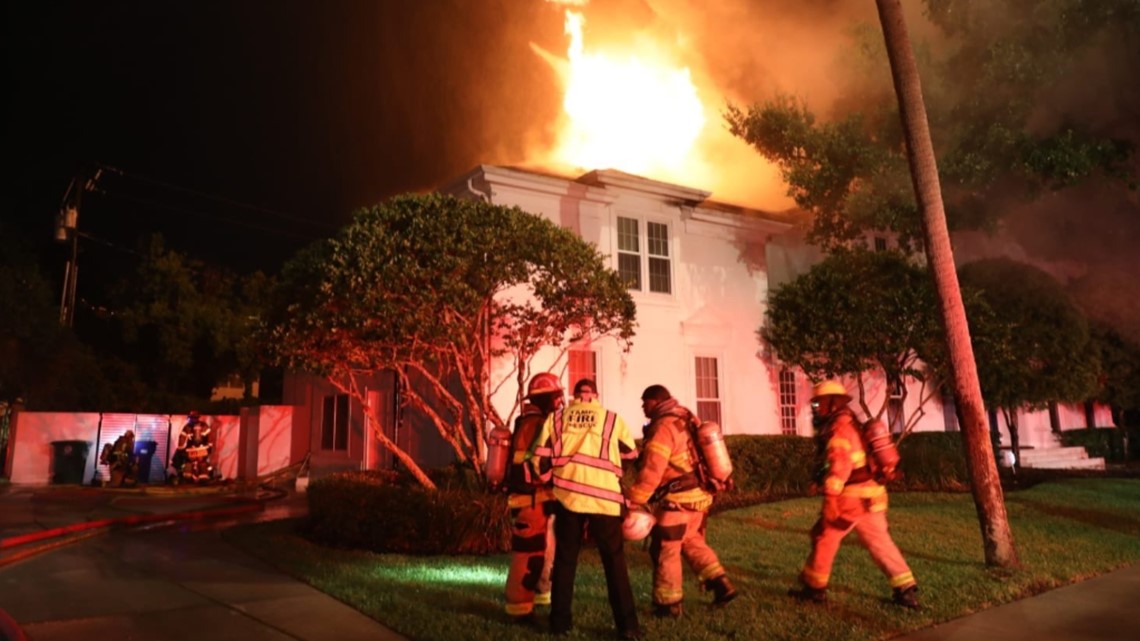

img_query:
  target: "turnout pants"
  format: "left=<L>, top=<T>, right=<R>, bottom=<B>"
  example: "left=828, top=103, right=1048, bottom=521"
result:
left=801, top=489, right=916, bottom=591
left=649, top=507, right=727, bottom=605
left=504, top=499, right=556, bottom=616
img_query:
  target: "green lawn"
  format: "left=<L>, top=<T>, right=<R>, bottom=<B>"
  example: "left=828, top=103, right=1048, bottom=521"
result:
left=224, top=479, right=1140, bottom=641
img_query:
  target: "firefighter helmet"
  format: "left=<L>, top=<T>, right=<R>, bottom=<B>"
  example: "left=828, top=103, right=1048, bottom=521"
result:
left=526, top=373, right=563, bottom=399
left=622, top=508, right=656, bottom=541
left=811, top=380, right=851, bottom=402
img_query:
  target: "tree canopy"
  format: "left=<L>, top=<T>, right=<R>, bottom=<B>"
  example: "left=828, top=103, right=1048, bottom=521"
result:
left=762, top=246, right=941, bottom=427
left=726, top=0, right=1135, bottom=251
left=956, top=258, right=1098, bottom=414
left=265, top=193, right=636, bottom=489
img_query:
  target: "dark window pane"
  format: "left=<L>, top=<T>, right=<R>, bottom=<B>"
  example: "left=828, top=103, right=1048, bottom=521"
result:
left=334, top=394, right=349, bottom=451
left=619, top=253, right=641, bottom=290
left=648, top=257, right=671, bottom=293
left=321, top=396, right=335, bottom=449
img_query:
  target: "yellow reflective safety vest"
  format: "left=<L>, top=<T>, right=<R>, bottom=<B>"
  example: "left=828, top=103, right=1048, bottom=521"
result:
left=528, top=398, right=637, bottom=517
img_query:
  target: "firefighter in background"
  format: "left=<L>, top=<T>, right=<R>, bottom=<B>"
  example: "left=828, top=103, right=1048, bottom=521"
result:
left=625, top=384, right=737, bottom=618
left=789, top=380, right=920, bottom=609
left=500, top=373, right=564, bottom=623
left=527, top=376, right=642, bottom=639
left=102, top=430, right=139, bottom=487
left=171, top=411, right=214, bottom=484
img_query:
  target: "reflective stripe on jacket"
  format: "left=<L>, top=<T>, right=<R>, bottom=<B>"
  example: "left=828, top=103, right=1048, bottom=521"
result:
left=627, top=409, right=713, bottom=511
left=819, top=409, right=883, bottom=497
left=527, top=398, right=636, bottom=516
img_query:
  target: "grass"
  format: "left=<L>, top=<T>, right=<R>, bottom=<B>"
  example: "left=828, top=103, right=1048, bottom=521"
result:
left=223, top=479, right=1140, bottom=641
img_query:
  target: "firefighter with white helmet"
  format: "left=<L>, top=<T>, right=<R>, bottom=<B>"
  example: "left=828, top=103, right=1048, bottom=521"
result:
left=789, top=380, right=920, bottom=609
left=625, top=384, right=737, bottom=619
left=495, top=373, right=565, bottom=623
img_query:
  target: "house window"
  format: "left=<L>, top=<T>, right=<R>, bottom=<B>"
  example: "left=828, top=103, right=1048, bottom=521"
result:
left=694, top=356, right=722, bottom=425
left=321, top=393, right=349, bottom=451
left=568, top=349, right=597, bottom=394
left=888, top=377, right=905, bottom=434
left=778, top=368, right=797, bottom=435
left=617, top=216, right=671, bottom=294
left=942, top=394, right=960, bottom=432
left=874, top=236, right=888, bottom=252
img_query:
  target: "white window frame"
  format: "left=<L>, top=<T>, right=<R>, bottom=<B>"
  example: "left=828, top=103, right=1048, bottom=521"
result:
left=615, top=214, right=673, bottom=295
left=321, top=393, right=350, bottom=452
left=693, top=355, right=723, bottom=427
left=567, top=348, right=598, bottom=397
left=778, top=368, right=798, bottom=435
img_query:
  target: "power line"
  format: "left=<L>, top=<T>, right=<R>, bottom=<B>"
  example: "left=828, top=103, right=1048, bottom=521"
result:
left=89, top=187, right=320, bottom=241
left=94, top=163, right=340, bottom=233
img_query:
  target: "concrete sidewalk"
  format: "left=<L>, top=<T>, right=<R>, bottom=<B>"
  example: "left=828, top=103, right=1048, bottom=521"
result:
left=0, top=483, right=408, bottom=641
left=891, top=562, right=1140, bottom=641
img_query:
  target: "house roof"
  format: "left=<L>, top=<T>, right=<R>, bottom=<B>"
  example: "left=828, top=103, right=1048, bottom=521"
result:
left=441, top=164, right=799, bottom=232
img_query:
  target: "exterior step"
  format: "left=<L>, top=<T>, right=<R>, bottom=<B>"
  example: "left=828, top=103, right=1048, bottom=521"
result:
left=1018, top=445, right=1106, bottom=470
left=1019, top=446, right=1088, bottom=464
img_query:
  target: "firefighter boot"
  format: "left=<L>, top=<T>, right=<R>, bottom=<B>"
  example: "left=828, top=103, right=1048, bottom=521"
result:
left=788, top=584, right=828, bottom=604
left=652, top=602, right=683, bottom=619
left=893, top=585, right=921, bottom=610
left=706, top=575, right=738, bottom=606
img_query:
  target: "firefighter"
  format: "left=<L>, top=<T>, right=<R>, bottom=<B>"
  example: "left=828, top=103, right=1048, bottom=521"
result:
left=503, top=373, right=564, bottom=623
left=527, top=378, right=641, bottom=639
left=789, top=380, right=920, bottom=609
left=626, top=384, right=737, bottom=618
left=171, top=412, right=214, bottom=484
left=105, top=430, right=139, bottom=487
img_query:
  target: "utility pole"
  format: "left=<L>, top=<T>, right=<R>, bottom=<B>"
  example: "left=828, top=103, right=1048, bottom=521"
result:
left=54, top=168, right=102, bottom=327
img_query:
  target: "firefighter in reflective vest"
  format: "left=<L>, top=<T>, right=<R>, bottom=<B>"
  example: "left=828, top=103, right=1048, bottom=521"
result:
left=789, top=380, right=921, bottom=609
left=626, top=384, right=737, bottom=618
left=503, top=373, right=563, bottom=622
left=527, top=382, right=642, bottom=639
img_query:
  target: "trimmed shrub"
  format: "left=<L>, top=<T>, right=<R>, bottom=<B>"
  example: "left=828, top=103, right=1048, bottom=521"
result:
left=894, top=432, right=970, bottom=491
left=725, top=435, right=816, bottom=496
left=1059, top=427, right=1140, bottom=462
left=304, top=469, right=511, bottom=555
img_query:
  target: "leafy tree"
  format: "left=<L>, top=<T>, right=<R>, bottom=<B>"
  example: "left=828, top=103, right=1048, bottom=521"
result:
left=0, top=228, right=114, bottom=410
left=953, top=259, right=1099, bottom=469
left=762, top=247, right=942, bottom=431
left=110, top=235, right=270, bottom=408
left=1088, top=324, right=1140, bottom=428
left=265, top=194, right=636, bottom=490
left=725, top=0, right=1135, bottom=251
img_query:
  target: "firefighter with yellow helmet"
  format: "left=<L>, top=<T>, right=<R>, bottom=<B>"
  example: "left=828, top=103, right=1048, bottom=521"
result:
left=495, top=373, right=564, bottom=623
left=789, top=380, right=920, bottom=609
left=625, top=384, right=737, bottom=618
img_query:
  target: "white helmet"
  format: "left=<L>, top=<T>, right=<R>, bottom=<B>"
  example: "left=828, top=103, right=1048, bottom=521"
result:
left=622, top=509, right=656, bottom=542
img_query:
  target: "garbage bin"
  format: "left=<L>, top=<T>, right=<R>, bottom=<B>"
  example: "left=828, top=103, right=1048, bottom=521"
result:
left=133, top=440, right=158, bottom=484
left=50, top=440, right=90, bottom=485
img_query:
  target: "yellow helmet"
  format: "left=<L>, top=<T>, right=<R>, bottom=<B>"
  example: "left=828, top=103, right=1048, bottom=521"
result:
left=811, top=380, right=851, bottom=402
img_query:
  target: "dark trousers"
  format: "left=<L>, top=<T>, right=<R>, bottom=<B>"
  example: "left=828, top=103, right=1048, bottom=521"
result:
left=550, top=502, right=639, bottom=635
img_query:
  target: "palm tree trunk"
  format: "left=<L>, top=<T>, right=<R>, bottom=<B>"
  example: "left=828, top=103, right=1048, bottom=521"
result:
left=875, top=0, right=1019, bottom=567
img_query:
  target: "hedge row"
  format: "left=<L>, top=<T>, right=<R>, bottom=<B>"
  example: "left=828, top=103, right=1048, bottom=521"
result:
left=304, top=467, right=511, bottom=555
left=306, top=432, right=973, bottom=553
left=1058, top=427, right=1140, bottom=461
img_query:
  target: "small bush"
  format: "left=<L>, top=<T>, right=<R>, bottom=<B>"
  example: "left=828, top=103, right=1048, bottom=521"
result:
left=305, top=469, right=511, bottom=555
left=895, top=432, right=970, bottom=491
left=1059, top=427, right=1140, bottom=462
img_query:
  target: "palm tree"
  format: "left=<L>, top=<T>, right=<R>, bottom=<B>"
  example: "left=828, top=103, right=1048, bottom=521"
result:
left=875, top=0, right=1018, bottom=567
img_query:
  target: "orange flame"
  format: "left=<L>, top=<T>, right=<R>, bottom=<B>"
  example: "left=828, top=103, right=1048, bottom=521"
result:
left=550, top=11, right=704, bottom=175
left=532, top=5, right=792, bottom=210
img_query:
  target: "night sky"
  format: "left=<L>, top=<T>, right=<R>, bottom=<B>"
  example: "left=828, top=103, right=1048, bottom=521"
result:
left=7, top=1, right=1140, bottom=341
left=7, top=0, right=574, bottom=274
